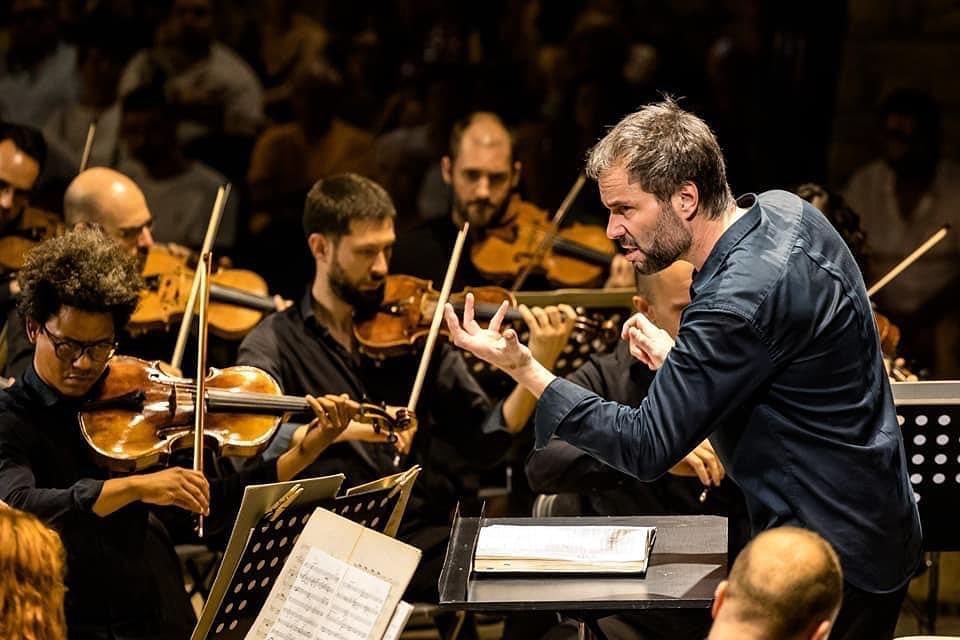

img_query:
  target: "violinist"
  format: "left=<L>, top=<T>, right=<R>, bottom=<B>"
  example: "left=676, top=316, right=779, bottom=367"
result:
left=392, top=111, right=626, bottom=291
left=237, top=173, right=576, bottom=603
left=0, top=124, right=46, bottom=378
left=0, top=228, right=357, bottom=639
left=3, top=166, right=155, bottom=378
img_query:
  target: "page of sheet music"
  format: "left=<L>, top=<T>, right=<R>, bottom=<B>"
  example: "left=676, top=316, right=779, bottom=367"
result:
left=476, top=525, right=656, bottom=563
left=263, top=547, right=389, bottom=640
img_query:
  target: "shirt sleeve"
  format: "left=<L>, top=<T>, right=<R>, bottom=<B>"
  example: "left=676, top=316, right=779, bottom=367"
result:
left=0, top=425, right=104, bottom=524
left=534, top=307, right=775, bottom=481
left=525, top=357, right=629, bottom=493
left=237, top=324, right=285, bottom=391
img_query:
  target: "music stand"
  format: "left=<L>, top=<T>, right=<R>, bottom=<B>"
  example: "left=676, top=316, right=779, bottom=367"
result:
left=439, top=507, right=727, bottom=640
left=193, top=467, right=420, bottom=640
left=892, top=380, right=960, bottom=633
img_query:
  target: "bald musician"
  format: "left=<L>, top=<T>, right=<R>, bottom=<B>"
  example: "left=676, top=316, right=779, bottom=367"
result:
left=708, top=527, right=843, bottom=640
left=63, top=166, right=154, bottom=257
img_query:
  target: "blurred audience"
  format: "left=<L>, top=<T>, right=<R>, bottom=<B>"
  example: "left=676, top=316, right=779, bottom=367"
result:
left=117, top=84, right=236, bottom=250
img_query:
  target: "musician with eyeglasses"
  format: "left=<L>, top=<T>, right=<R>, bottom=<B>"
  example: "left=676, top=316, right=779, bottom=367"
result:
left=0, top=228, right=356, bottom=639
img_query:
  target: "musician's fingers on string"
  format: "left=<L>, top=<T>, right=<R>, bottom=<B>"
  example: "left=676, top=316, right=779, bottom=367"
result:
left=305, top=394, right=331, bottom=426
left=317, top=395, right=347, bottom=431
left=559, top=304, right=577, bottom=326
left=530, top=306, right=551, bottom=333
left=518, top=304, right=537, bottom=332
left=334, top=393, right=360, bottom=422
left=487, top=299, right=510, bottom=335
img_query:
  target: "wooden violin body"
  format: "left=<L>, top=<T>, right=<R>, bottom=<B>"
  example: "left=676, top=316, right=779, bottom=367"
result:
left=354, top=274, right=518, bottom=358
left=79, top=355, right=413, bottom=472
left=132, top=245, right=276, bottom=339
left=470, top=198, right=615, bottom=288
left=79, top=356, right=282, bottom=472
left=0, top=207, right=66, bottom=272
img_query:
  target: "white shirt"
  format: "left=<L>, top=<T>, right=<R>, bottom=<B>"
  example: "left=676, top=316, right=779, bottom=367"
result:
left=844, top=158, right=960, bottom=314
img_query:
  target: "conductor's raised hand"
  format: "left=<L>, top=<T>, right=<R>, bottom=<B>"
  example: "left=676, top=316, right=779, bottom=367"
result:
left=443, top=293, right=533, bottom=372
left=622, top=312, right=674, bottom=370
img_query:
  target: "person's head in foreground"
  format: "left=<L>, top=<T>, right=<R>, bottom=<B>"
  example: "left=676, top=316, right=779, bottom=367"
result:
left=0, top=505, right=67, bottom=640
left=708, top=526, right=843, bottom=640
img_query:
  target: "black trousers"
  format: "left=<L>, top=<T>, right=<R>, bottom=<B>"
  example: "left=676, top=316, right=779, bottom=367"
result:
left=830, top=581, right=908, bottom=640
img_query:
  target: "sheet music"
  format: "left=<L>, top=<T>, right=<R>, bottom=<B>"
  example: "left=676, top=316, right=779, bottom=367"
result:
left=264, top=547, right=389, bottom=640
left=381, top=602, right=413, bottom=640
left=476, top=525, right=656, bottom=563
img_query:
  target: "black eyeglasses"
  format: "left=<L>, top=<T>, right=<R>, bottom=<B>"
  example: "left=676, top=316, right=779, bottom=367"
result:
left=41, top=325, right=117, bottom=363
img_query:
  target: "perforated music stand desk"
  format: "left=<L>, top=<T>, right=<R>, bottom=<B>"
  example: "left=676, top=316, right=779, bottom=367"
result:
left=438, top=514, right=726, bottom=616
left=891, top=380, right=960, bottom=633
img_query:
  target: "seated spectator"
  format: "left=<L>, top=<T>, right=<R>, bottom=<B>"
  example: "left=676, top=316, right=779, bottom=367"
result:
left=259, top=0, right=329, bottom=120
left=117, top=85, right=237, bottom=251
left=118, top=0, right=264, bottom=145
left=43, top=14, right=140, bottom=170
left=0, top=507, right=67, bottom=640
left=708, top=527, right=843, bottom=640
left=0, top=0, right=79, bottom=129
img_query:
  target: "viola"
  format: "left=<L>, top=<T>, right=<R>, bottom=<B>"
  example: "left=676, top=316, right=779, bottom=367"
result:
left=470, top=197, right=615, bottom=288
left=0, top=207, right=66, bottom=272
left=354, top=274, right=522, bottom=359
left=79, top=355, right=413, bottom=473
left=131, top=245, right=279, bottom=340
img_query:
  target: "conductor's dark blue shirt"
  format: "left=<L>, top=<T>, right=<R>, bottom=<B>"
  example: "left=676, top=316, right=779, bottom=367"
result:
left=534, top=190, right=922, bottom=592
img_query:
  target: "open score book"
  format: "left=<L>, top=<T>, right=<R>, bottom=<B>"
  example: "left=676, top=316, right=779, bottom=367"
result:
left=473, top=524, right=657, bottom=575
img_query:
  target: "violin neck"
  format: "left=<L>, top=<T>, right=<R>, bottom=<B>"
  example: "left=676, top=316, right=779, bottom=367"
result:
left=551, top=236, right=613, bottom=267
left=455, top=302, right=524, bottom=323
left=205, top=389, right=308, bottom=415
left=209, top=283, right=277, bottom=312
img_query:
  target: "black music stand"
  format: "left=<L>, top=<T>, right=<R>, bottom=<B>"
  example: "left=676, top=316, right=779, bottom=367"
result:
left=892, top=380, right=960, bottom=633
left=439, top=509, right=727, bottom=640
left=193, top=467, right=420, bottom=640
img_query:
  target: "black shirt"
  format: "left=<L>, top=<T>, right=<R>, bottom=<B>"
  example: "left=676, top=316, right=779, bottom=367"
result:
left=237, top=288, right=511, bottom=526
left=535, top=191, right=922, bottom=593
left=0, top=364, right=279, bottom=638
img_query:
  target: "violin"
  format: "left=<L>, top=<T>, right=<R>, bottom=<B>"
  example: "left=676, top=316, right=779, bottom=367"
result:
left=470, top=197, right=616, bottom=288
left=354, top=274, right=629, bottom=376
left=0, top=207, right=66, bottom=272
left=131, top=245, right=279, bottom=340
left=78, top=355, right=413, bottom=473
left=354, top=274, right=522, bottom=359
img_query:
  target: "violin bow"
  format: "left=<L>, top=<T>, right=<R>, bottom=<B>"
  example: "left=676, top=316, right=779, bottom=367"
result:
left=171, top=183, right=231, bottom=370
left=78, top=119, right=97, bottom=173
left=511, top=172, right=587, bottom=292
left=402, top=223, right=470, bottom=465
left=866, top=223, right=950, bottom=298
left=192, top=252, right=214, bottom=537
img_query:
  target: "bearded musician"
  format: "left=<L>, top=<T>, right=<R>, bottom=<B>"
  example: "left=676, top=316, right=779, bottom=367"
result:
left=391, top=111, right=633, bottom=291
left=0, top=228, right=357, bottom=639
left=237, top=172, right=577, bottom=600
